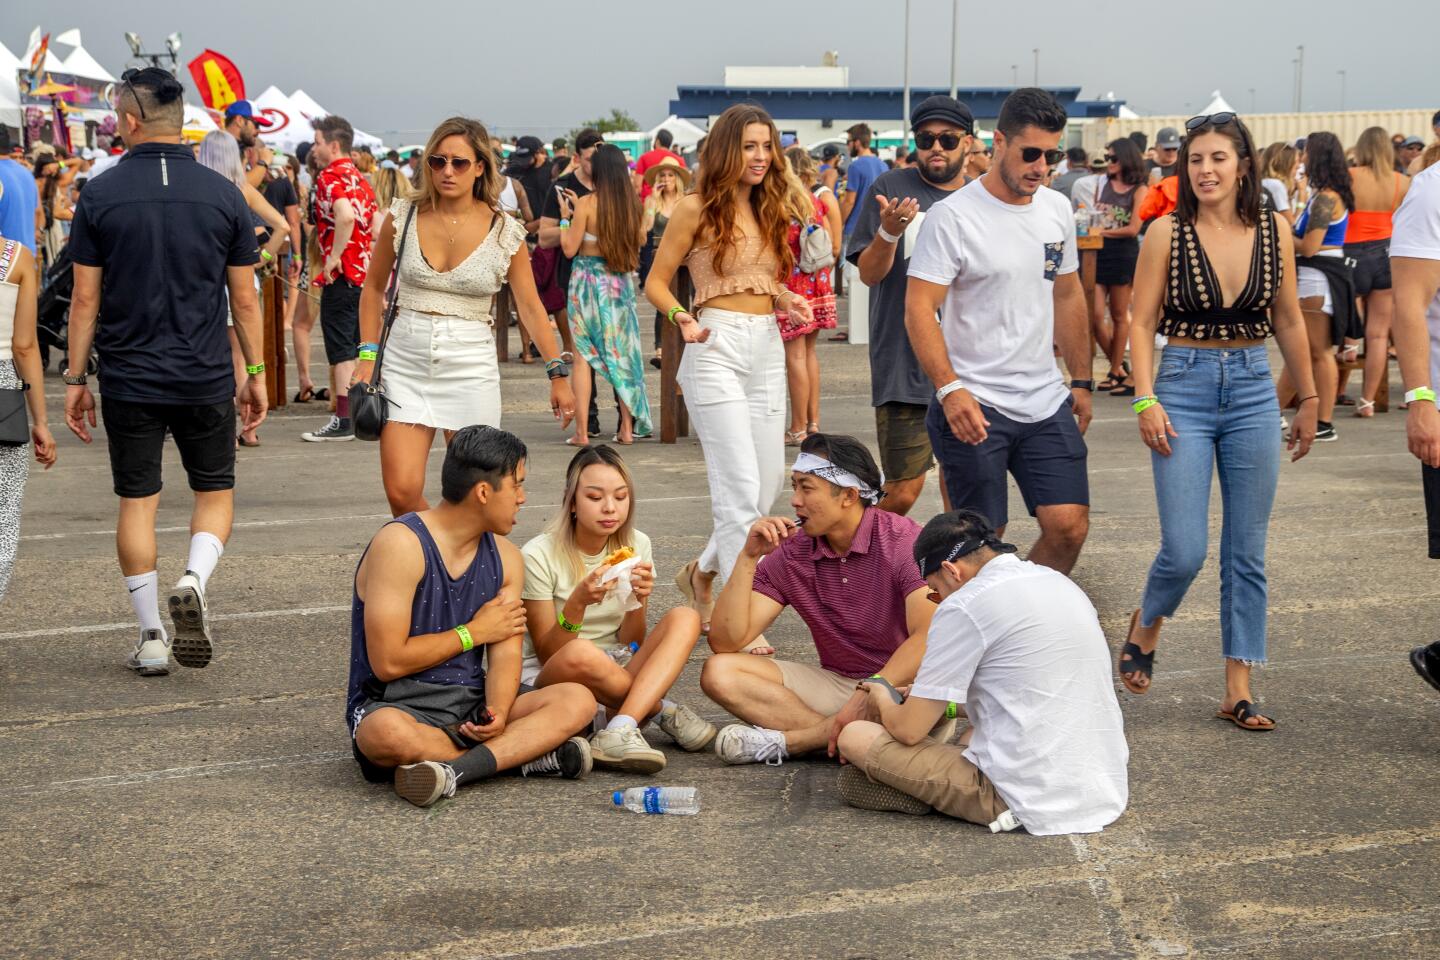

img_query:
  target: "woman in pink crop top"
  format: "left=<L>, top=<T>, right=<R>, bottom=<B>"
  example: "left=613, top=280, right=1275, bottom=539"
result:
left=645, top=104, right=815, bottom=641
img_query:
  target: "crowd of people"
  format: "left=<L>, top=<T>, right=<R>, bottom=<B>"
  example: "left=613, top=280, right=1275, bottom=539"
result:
left=3, top=67, right=1440, bottom=833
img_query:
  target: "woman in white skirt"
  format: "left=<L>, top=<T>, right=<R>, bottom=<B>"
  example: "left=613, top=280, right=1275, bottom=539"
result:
left=356, top=117, right=575, bottom=516
left=644, top=104, right=814, bottom=636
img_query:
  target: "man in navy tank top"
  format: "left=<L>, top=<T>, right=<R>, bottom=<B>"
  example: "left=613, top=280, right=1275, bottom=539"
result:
left=348, top=426, right=598, bottom=806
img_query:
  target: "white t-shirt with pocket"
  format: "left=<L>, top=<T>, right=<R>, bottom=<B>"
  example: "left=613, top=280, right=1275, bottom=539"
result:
left=1390, top=163, right=1440, bottom=389
left=907, top=178, right=1079, bottom=423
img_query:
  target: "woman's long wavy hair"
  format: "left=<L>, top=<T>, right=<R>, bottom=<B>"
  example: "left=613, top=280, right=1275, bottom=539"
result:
left=590, top=143, right=642, bottom=274
left=1304, top=131, right=1355, bottom=211
left=415, top=116, right=501, bottom=212
left=1353, top=126, right=1395, bottom=186
left=545, top=444, right=638, bottom=581
left=695, top=105, right=811, bottom=280
left=1260, top=141, right=1298, bottom=187
left=1175, top=114, right=1263, bottom=227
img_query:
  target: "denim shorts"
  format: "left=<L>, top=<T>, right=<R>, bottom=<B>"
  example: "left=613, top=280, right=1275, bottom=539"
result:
left=926, top=396, right=1089, bottom=528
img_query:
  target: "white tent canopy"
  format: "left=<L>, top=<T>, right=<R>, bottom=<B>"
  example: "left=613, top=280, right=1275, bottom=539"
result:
left=0, top=41, right=20, bottom=128
left=647, top=114, right=706, bottom=149
left=1200, top=90, right=1236, bottom=116
left=289, top=88, right=384, bottom=151
left=54, top=31, right=116, bottom=83
left=252, top=85, right=314, bottom=154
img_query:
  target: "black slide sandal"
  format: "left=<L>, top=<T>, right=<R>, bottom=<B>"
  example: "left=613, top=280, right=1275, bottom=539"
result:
left=1215, top=699, right=1276, bottom=731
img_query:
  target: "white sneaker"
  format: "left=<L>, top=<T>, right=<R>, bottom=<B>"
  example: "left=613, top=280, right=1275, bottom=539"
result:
left=124, top=628, right=171, bottom=676
left=394, top=760, right=458, bottom=807
left=590, top=725, right=667, bottom=774
left=167, top=571, right=212, bottom=669
left=713, top=723, right=787, bottom=766
left=656, top=702, right=718, bottom=752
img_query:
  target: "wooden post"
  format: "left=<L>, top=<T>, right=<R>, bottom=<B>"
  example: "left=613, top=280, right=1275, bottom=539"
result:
left=494, top=286, right=511, bottom=363
left=1077, top=235, right=1103, bottom=373
left=660, top=267, right=691, bottom=443
left=262, top=274, right=286, bottom=408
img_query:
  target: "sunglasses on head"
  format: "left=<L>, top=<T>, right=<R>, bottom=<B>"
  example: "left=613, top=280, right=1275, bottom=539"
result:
left=1104, top=153, right=1118, bottom=163
left=120, top=68, right=146, bottom=121
left=1018, top=147, right=1066, bottom=165
left=914, top=131, right=964, bottom=151
left=1186, top=111, right=1237, bottom=131
left=427, top=154, right=475, bottom=173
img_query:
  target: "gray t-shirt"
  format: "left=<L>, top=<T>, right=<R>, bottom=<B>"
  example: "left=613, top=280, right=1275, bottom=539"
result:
left=846, top=167, right=966, bottom=407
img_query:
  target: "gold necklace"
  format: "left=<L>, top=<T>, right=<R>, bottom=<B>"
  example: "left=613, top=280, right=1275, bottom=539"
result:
left=439, top=204, right=474, bottom=245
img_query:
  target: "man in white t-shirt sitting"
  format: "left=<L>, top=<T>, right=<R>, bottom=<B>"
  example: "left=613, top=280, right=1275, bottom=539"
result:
left=905, top=88, right=1094, bottom=574
left=835, top=509, right=1128, bottom=835
left=1389, top=157, right=1440, bottom=693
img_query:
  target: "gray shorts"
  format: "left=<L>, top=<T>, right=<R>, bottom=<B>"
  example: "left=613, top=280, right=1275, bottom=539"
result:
left=351, top=678, right=532, bottom=783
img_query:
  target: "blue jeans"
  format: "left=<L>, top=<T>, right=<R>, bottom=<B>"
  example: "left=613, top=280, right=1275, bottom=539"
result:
left=1140, top=346, right=1280, bottom=663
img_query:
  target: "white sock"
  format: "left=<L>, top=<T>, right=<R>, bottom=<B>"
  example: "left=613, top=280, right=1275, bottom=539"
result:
left=124, top=571, right=164, bottom=635
left=186, top=532, right=224, bottom=591
left=659, top=699, right=677, bottom=715
left=606, top=714, right=639, bottom=732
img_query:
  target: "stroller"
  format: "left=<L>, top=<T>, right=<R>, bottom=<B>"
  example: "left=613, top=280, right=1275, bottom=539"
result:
left=36, top=244, right=94, bottom=374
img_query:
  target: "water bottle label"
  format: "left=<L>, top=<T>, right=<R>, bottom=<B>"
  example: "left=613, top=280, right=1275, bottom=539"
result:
left=643, top=786, right=661, bottom=814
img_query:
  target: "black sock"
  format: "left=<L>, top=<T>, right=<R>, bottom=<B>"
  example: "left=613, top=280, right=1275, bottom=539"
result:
left=449, top=743, right=498, bottom=786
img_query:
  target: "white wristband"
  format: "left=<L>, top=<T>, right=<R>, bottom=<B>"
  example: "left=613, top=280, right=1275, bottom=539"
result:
left=935, top=379, right=966, bottom=402
left=876, top=225, right=902, bottom=244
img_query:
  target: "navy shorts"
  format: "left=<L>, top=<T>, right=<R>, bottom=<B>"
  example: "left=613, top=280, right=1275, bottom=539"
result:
left=926, top=396, right=1089, bottom=528
left=319, top=278, right=362, bottom=364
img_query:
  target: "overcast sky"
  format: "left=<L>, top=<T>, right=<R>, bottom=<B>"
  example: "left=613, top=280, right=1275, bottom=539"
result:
left=7, top=0, right=1439, bottom=142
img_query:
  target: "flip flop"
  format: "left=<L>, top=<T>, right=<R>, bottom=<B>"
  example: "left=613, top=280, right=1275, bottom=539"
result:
left=673, top=559, right=713, bottom=634
left=293, top=386, right=315, bottom=403
left=238, top=435, right=262, bottom=448
left=313, top=387, right=331, bottom=402
left=1409, top=645, right=1440, bottom=693
left=1215, top=699, right=1276, bottom=731
left=1117, top=610, right=1154, bottom=695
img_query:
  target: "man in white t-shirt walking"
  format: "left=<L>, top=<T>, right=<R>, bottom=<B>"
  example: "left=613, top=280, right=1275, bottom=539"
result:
left=1390, top=159, right=1440, bottom=693
left=834, top=509, right=1128, bottom=835
left=905, top=88, right=1094, bottom=573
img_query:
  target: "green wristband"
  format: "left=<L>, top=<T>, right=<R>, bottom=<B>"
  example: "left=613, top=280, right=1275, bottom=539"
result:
left=245, top=362, right=265, bottom=375
left=1131, top=396, right=1159, bottom=414
left=945, top=702, right=959, bottom=720
left=666, top=304, right=686, bottom=325
left=454, top=624, right=474, bottom=652
left=358, top=349, right=377, bottom=362
left=557, top=609, right=582, bottom=633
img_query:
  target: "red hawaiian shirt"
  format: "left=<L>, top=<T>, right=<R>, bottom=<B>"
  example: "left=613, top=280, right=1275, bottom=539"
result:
left=312, top=157, right=377, bottom=287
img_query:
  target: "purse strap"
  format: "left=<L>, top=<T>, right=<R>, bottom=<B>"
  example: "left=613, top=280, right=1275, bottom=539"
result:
left=371, top=203, right=417, bottom=382
left=0, top=240, right=17, bottom=283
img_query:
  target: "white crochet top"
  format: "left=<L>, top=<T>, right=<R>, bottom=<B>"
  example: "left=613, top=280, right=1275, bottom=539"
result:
left=390, top=197, right=526, bottom=323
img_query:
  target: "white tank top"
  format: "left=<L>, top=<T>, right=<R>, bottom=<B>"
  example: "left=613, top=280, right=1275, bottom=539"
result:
left=0, top=240, right=19, bottom=362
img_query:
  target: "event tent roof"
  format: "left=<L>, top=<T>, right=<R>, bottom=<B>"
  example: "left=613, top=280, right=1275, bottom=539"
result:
left=1200, top=90, right=1236, bottom=116
left=0, top=41, right=20, bottom=128
left=53, top=31, right=116, bottom=83
left=288, top=88, right=384, bottom=150
left=647, top=115, right=707, bottom=148
left=253, top=85, right=316, bottom=154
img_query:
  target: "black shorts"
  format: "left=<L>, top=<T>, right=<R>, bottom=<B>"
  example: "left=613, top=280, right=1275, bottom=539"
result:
left=319, top=279, right=362, bottom=364
left=350, top=678, right=534, bottom=784
left=1423, top=464, right=1440, bottom=560
left=1096, top=237, right=1139, bottom=287
left=101, top=397, right=235, bottom=499
left=1344, top=238, right=1391, bottom=297
left=926, top=395, right=1089, bottom=528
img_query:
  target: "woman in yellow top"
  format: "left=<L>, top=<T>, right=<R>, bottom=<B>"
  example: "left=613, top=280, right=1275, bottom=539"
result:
left=521, top=445, right=713, bottom=774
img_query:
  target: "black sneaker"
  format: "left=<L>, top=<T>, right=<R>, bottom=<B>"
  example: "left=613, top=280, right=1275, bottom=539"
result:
left=1313, top=422, right=1338, bottom=442
left=520, top=736, right=593, bottom=779
left=1411, top=642, right=1440, bottom=693
left=301, top=415, right=355, bottom=442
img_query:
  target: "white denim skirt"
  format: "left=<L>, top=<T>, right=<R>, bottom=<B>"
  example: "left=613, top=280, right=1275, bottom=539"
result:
left=380, top=308, right=502, bottom=431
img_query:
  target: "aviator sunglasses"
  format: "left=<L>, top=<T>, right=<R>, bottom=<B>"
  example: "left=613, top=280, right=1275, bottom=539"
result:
left=427, top=154, right=476, bottom=173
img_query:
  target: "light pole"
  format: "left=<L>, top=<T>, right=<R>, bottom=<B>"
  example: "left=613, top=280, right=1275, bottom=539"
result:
left=1248, top=87, right=1256, bottom=112
left=948, top=0, right=958, bottom=101
left=902, top=0, right=911, bottom=153
left=1294, top=44, right=1305, bottom=111
left=1033, top=48, right=1039, bottom=86
left=123, top=30, right=183, bottom=73
left=1011, top=64, right=1018, bottom=87
left=1338, top=69, right=1346, bottom=111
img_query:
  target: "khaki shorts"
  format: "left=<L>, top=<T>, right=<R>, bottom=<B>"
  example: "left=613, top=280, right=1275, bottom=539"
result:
left=875, top=402, right=935, bottom=482
left=863, top=731, right=1008, bottom=825
left=775, top=660, right=858, bottom=715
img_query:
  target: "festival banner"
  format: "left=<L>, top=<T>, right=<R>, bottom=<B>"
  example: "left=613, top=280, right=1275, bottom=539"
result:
left=187, top=50, right=246, bottom=111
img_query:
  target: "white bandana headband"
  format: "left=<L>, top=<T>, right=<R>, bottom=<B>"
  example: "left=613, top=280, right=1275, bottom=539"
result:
left=792, top=452, right=885, bottom=505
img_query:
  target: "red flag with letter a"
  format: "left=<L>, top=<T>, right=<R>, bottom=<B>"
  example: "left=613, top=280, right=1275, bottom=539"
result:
left=187, top=50, right=246, bottom=111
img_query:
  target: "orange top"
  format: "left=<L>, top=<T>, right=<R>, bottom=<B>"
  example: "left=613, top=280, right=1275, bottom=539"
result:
left=684, top=234, right=784, bottom=307
left=1345, top=172, right=1403, bottom=243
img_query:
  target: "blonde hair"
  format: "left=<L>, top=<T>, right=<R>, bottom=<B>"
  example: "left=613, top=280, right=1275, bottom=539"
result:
left=353, top=151, right=376, bottom=175
left=371, top=166, right=409, bottom=211
left=785, top=145, right=819, bottom=188
left=1421, top=142, right=1440, bottom=172
left=1260, top=141, right=1298, bottom=189
left=544, top=446, right=638, bottom=580
left=414, top=117, right=502, bottom=213
left=1353, top=127, right=1395, bottom=184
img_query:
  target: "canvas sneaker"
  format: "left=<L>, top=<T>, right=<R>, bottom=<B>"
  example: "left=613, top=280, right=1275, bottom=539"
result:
left=520, top=736, right=594, bottom=779
left=394, top=760, right=458, bottom=807
left=655, top=702, right=717, bottom=752
left=124, top=628, right=172, bottom=677
left=590, top=725, right=666, bottom=774
left=713, top=723, right=787, bottom=766
left=167, top=571, right=213, bottom=669
left=836, top=765, right=932, bottom=816
left=301, top=416, right=354, bottom=442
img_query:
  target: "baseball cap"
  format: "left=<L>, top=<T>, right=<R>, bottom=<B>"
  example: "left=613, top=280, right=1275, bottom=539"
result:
left=909, top=94, right=974, bottom=134
left=821, top=144, right=840, bottom=159
left=1401, top=136, right=1425, bottom=148
left=510, top=135, right=544, bottom=161
left=224, top=100, right=272, bottom=128
left=1156, top=127, right=1181, bottom=149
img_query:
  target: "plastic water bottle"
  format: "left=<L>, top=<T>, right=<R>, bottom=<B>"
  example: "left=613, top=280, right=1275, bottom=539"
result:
left=610, top=641, right=640, bottom=667
left=989, top=809, right=1022, bottom=833
left=612, top=786, right=700, bottom=815
left=1074, top=203, right=1091, bottom=237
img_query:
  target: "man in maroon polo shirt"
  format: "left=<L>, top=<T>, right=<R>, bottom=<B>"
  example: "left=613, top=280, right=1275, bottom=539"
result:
left=702, top=434, right=946, bottom=765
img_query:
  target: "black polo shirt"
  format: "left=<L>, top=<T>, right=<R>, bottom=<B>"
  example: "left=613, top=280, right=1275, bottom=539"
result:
left=68, top=141, right=259, bottom=405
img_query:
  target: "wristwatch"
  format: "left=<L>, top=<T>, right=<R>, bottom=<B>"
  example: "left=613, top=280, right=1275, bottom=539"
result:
left=545, top=361, right=571, bottom=380
left=1070, top=379, right=1095, bottom=391
left=62, top=370, right=87, bottom=386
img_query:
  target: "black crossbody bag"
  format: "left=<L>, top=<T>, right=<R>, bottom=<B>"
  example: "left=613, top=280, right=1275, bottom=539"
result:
left=348, top=203, right=416, bottom=442
left=0, top=240, right=30, bottom=446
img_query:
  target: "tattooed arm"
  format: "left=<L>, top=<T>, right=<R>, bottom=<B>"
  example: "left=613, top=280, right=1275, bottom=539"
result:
left=1296, top=190, right=1340, bottom=257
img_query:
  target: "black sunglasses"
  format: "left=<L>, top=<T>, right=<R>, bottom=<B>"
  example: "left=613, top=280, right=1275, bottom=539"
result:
left=120, top=68, right=145, bottom=121
left=1104, top=153, right=1118, bottom=163
left=914, top=131, right=964, bottom=151
left=427, top=154, right=475, bottom=173
left=1018, top=147, right=1066, bottom=165
left=1186, top=111, right=1237, bottom=131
